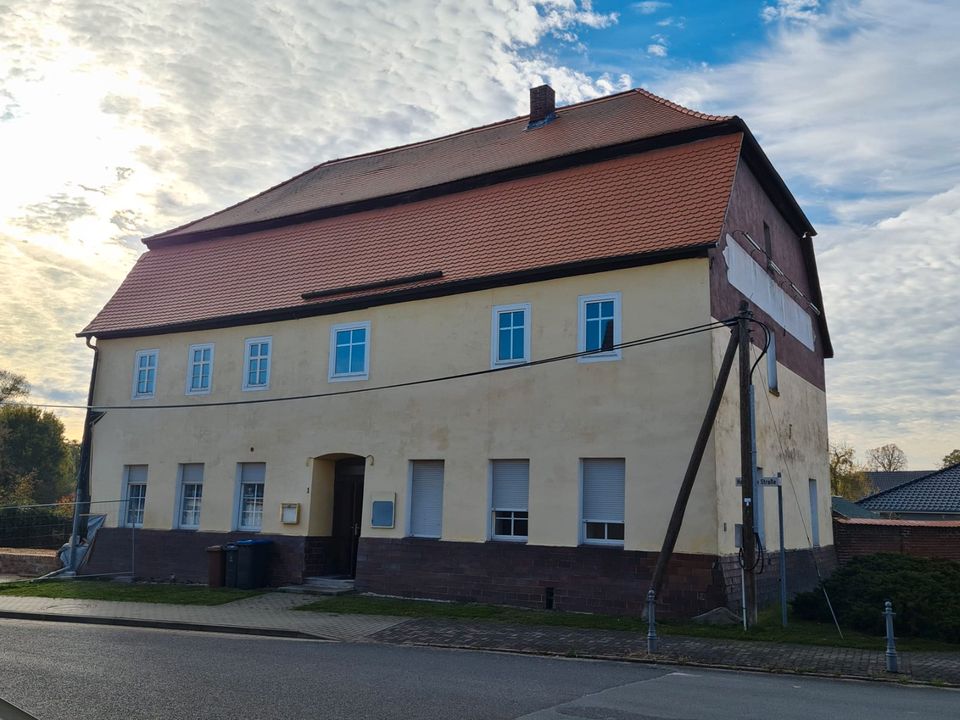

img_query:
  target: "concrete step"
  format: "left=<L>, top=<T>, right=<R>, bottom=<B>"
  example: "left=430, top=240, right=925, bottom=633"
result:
left=275, top=577, right=355, bottom=596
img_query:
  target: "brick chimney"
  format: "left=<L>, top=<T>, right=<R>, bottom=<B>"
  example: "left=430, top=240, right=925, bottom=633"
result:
left=528, top=84, right=556, bottom=127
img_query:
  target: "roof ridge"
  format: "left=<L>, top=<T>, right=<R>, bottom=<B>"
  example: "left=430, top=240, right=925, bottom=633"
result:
left=632, top=87, right=731, bottom=122
left=148, top=87, right=728, bottom=241
left=858, top=461, right=960, bottom=504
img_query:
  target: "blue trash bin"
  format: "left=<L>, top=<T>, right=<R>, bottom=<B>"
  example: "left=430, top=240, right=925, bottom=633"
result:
left=234, top=539, right=273, bottom=589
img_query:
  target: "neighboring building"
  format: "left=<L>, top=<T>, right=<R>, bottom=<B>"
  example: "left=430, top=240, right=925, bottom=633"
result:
left=831, top=496, right=877, bottom=520
left=78, top=86, right=833, bottom=616
left=858, top=463, right=960, bottom=520
left=862, top=470, right=934, bottom=498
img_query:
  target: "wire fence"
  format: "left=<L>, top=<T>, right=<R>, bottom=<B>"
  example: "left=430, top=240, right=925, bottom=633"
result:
left=0, top=500, right=132, bottom=579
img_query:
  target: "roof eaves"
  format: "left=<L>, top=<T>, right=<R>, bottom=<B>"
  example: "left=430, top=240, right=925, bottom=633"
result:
left=78, top=243, right=716, bottom=339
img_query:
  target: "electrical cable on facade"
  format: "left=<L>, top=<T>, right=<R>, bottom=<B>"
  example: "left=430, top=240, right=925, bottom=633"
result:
left=2, top=319, right=735, bottom=412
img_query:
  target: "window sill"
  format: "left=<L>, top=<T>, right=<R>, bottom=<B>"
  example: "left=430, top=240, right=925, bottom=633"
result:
left=581, top=540, right=625, bottom=549
left=328, top=373, right=369, bottom=383
left=577, top=352, right=621, bottom=364
left=241, top=385, right=269, bottom=393
left=489, top=536, right=528, bottom=544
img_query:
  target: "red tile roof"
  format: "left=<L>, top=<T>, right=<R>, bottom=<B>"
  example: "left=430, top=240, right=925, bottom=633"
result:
left=82, top=133, right=743, bottom=337
left=150, top=89, right=731, bottom=241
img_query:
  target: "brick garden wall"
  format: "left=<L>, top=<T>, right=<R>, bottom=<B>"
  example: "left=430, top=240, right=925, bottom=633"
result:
left=354, top=537, right=727, bottom=618
left=834, top=519, right=960, bottom=564
left=0, top=547, right=60, bottom=577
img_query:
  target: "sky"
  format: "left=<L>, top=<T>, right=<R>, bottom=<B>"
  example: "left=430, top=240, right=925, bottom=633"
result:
left=0, top=0, right=957, bottom=469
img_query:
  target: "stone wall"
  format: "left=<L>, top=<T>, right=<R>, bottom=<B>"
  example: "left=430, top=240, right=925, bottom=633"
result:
left=0, top=547, right=60, bottom=577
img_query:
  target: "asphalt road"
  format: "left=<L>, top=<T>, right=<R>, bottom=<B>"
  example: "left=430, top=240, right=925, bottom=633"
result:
left=0, top=620, right=957, bottom=720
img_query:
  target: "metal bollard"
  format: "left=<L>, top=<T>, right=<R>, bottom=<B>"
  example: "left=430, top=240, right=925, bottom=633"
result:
left=646, top=589, right=658, bottom=653
left=884, top=600, right=899, bottom=673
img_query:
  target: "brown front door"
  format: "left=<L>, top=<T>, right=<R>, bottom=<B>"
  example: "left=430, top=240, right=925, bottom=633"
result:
left=331, top=458, right=365, bottom=578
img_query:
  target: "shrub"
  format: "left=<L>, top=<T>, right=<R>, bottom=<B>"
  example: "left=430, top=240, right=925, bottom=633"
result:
left=792, top=554, right=960, bottom=643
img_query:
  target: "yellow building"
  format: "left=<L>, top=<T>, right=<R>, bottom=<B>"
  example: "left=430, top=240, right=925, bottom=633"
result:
left=78, top=86, right=834, bottom=616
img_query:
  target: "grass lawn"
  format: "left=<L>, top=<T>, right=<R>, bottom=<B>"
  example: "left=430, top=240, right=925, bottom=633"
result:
left=297, top=595, right=959, bottom=652
left=0, top=580, right=262, bottom=606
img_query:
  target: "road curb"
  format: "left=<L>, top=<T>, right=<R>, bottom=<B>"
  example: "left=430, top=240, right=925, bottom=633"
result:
left=375, top=639, right=960, bottom=689
left=0, top=610, right=326, bottom=641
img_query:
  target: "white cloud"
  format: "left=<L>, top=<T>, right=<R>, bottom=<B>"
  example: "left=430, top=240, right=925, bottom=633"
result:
left=761, top=0, right=821, bottom=23
left=0, top=1, right=628, bottom=437
left=647, top=33, right=669, bottom=57
left=633, top=1, right=670, bottom=14
left=656, top=0, right=960, bottom=467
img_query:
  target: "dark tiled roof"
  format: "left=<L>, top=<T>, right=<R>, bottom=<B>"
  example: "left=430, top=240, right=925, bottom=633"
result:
left=81, top=133, right=743, bottom=337
left=864, top=470, right=935, bottom=495
left=831, top=496, right=877, bottom=519
left=858, top=463, right=960, bottom=514
left=149, top=89, right=731, bottom=242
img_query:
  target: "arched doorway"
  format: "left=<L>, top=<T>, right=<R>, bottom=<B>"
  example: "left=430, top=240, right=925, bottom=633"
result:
left=331, top=456, right=365, bottom=578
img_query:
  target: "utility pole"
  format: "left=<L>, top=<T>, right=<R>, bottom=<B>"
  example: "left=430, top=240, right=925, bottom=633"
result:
left=737, top=302, right=757, bottom=625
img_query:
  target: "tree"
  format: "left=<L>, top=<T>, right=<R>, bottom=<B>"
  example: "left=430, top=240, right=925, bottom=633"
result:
left=0, top=405, right=73, bottom=504
left=865, top=443, right=907, bottom=472
left=829, top=442, right=873, bottom=500
left=943, top=449, right=960, bottom=469
left=0, top=369, right=29, bottom=403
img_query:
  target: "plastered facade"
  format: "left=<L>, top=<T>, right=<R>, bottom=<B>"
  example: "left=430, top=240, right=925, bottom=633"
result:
left=90, top=260, right=732, bottom=555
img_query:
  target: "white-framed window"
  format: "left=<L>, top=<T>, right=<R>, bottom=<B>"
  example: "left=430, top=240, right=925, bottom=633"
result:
left=491, top=303, right=531, bottom=366
left=581, top=458, right=625, bottom=545
left=243, top=337, right=271, bottom=391
left=122, top=465, right=148, bottom=528
left=236, top=462, right=266, bottom=531
left=409, top=460, right=443, bottom=538
left=132, top=350, right=158, bottom=399
left=185, top=343, right=214, bottom=395
left=577, top=292, right=621, bottom=362
left=490, top=460, right=529, bottom=541
left=176, top=463, right=204, bottom=529
left=328, top=321, right=370, bottom=381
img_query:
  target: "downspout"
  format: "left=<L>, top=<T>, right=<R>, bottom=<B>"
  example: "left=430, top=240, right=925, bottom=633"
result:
left=66, top=337, right=100, bottom=573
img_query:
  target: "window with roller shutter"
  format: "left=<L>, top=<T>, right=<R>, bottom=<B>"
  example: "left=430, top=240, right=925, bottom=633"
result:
left=409, top=460, right=444, bottom=538
left=491, top=460, right=529, bottom=541
left=581, top=458, right=625, bottom=545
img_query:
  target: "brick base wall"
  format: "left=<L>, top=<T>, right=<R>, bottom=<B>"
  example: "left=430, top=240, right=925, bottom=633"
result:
left=0, top=547, right=60, bottom=577
left=354, top=537, right=726, bottom=618
left=718, top=545, right=837, bottom=612
left=80, top=529, right=314, bottom=586
left=834, top=520, right=960, bottom=563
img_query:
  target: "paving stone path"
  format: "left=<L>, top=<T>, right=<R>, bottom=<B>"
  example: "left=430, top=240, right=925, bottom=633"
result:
left=370, top=617, right=960, bottom=685
left=0, top=592, right=405, bottom=642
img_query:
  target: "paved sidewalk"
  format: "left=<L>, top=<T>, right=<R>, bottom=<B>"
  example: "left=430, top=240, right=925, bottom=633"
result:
left=0, top=593, right=404, bottom=642
left=2, top=592, right=959, bottom=685
left=369, top=618, right=960, bottom=685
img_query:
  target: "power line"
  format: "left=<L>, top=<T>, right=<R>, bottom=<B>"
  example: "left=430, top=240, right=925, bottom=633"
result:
left=3, top=319, right=734, bottom=412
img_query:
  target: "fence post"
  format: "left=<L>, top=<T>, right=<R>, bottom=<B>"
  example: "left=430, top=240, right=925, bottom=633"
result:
left=646, top=589, right=658, bottom=653
left=884, top=600, right=899, bottom=673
